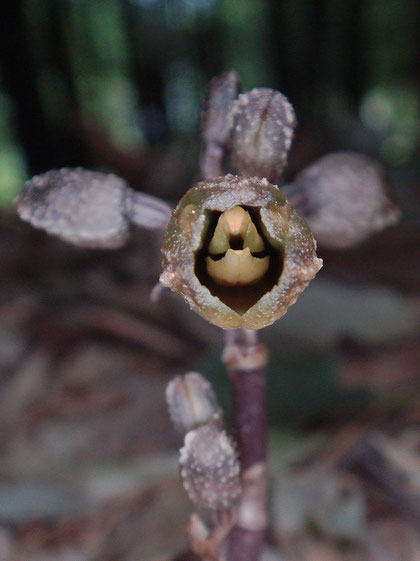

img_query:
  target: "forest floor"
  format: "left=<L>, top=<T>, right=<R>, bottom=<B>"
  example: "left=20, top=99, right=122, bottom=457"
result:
left=0, top=211, right=419, bottom=561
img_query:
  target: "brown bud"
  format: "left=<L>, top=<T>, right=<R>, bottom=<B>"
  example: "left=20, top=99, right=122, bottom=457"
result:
left=17, top=168, right=171, bottom=249
left=200, top=71, right=242, bottom=178
left=286, top=152, right=400, bottom=249
left=166, top=372, right=223, bottom=434
left=230, top=88, right=297, bottom=184
left=17, top=168, right=129, bottom=248
left=180, top=424, right=241, bottom=511
left=201, top=70, right=242, bottom=148
left=160, top=174, right=322, bottom=330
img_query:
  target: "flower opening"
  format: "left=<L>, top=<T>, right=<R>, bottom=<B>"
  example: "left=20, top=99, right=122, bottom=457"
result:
left=160, top=175, right=322, bottom=330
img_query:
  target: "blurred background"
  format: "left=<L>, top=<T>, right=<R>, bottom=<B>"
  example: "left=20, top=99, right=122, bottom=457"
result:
left=0, top=1, right=419, bottom=560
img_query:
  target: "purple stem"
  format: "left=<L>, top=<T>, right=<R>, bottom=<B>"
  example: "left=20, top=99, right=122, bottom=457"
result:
left=223, top=329, right=268, bottom=561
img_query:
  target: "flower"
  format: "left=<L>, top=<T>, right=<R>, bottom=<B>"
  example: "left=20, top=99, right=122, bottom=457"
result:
left=160, top=174, right=322, bottom=330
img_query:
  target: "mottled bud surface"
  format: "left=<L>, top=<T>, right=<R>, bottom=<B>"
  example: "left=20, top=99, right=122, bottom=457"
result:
left=289, top=152, right=400, bottom=249
left=166, top=372, right=222, bottom=434
left=230, top=88, right=297, bottom=184
left=180, top=425, right=241, bottom=511
left=17, top=168, right=130, bottom=248
left=160, top=174, right=322, bottom=330
left=17, top=168, right=172, bottom=249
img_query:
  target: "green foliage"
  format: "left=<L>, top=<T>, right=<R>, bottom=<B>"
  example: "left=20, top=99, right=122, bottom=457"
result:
left=0, top=91, right=27, bottom=205
left=1, top=0, right=417, bottom=204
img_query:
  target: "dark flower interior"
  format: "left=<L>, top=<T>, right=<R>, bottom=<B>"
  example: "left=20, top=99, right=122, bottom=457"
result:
left=195, top=206, right=283, bottom=314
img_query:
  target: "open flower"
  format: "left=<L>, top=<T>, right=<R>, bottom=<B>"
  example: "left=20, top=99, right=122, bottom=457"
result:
left=160, top=174, right=322, bottom=330
left=16, top=72, right=398, bottom=332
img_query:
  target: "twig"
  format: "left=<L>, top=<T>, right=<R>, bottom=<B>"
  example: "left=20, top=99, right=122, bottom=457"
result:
left=83, top=306, right=195, bottom=362
left=223, top=329, right=268, bottom=561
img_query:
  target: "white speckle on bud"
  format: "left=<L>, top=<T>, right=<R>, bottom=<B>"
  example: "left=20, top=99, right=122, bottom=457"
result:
left=180, top=424, right=241, bottom=511
left=230, top=88, right=297, bottom=184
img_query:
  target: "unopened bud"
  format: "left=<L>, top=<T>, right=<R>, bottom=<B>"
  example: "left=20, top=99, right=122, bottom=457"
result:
left=17, top=168, right=130, bottom=248
left=166, top=372, right=222, bottom=434
left=17, top=168, right=172, bottom=248
left=180, top=425, right=241, bottom=511
left=287, top=152, right=400, bottom=249
left=160, top=174, right=322, bottom=330
left=201, top=70, right=241, bottom=149
left=200, top=71, right=242, bottom=179
left=230, top=88, right=297, bottom=184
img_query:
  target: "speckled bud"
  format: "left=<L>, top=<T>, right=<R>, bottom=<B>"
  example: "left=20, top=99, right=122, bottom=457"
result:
left=180, top=424, right=241, bottom=511
left=230, top=88, right=297, bottom=184
left=17, top=168, right=129, bottom=248
left=166, top=372, right=222, bottom=434
left=160, top=174, right=322, bottom=330
left=17, top=168, right=171, bottom=249
left=286, top=152, right=400, bottom=249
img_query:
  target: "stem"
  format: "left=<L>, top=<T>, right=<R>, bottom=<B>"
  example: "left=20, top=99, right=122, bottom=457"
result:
left=199, top=79, right=269, bottom=559
left=223, top=329, right=268, bottom=561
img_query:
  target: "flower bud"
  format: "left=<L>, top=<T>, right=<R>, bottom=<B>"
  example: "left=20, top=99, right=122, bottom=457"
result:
left=201, top=70, right=241, bottom=149
left=17, top=168, right=130, bottom=248
left=160, top=174, right=322, bottom=330
left=16, top=168, right=172, bottom=249
left=286, top=152, right=400, bottom=249
left=200, top=70, right=242, bottom=179
left=166, top=372, right=222, bottom=434
left=230, top=88, right=297, bottom=184
left=180, top=424, right=241, bottom=511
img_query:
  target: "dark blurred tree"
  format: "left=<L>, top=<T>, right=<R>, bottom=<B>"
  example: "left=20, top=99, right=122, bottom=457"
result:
left=0, top=0, right=418, bottom=200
